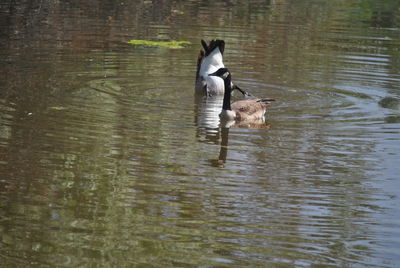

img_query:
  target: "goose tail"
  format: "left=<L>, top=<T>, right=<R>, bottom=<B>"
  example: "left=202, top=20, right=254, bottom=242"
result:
left=202, top=39, right=225, bottom=56
left=257, top=98, right=275, bottom=103
left=198, top=39, right=225, bottom=78
left=258, top=98, right=275, bottom=108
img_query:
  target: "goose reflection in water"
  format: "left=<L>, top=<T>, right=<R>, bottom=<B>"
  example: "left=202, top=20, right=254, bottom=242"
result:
left=194, top=94, right=224, bottom=143
left=209, top=121, right=271, bottom=168
left=194, top=95, right=271, bottom=167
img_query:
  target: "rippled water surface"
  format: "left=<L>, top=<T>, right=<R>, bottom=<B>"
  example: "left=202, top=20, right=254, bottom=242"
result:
left=1, top=0, right=400, bottom=267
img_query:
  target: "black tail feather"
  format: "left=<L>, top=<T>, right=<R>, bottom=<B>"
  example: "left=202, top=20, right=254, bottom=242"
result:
left=202, top=39, right=225, bottom=56
left=201, top=40, right=209, bottom=52
left=257, top=98, right=275, bottom=103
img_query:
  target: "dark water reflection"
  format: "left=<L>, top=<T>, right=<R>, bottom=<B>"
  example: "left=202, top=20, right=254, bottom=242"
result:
left=1, top=0, right=400, bottom=267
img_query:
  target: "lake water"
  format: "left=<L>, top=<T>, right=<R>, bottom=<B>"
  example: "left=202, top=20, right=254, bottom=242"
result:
left=1, top=0, right=400, bottom=267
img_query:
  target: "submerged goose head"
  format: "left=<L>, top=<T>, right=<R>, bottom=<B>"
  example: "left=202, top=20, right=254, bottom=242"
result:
left=209, top=68, right=275, bottom=121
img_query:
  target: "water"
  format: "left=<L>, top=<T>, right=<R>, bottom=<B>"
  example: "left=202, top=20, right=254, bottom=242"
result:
left=1, top=0, right=400, bottom=267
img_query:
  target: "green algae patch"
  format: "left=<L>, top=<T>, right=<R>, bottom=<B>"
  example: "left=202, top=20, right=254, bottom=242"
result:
left=48, top=106, right=66, bottom=111
left=127, top=40, right=191, bottom=49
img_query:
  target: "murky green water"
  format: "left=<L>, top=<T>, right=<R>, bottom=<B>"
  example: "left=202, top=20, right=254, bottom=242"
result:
left=1, top=0, right=400, bottom=267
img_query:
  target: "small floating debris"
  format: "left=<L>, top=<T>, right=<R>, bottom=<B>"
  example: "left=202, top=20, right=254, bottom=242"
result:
left=379, top=97, right=400, bottom=110
left=127, top=39, right=191, bottom=49
left=385, top=115, right=400, bottom=124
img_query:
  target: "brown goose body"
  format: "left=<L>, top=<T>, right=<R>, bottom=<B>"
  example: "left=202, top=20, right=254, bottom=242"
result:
left=209, top=68, right=274, bottom=121
left=227, top=98, right=274, bottom=120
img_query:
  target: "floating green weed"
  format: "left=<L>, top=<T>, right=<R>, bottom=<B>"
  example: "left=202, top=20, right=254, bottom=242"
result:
left=127, top=40, right=191, bottom=49
left=48, top=106, right=66, bottom=111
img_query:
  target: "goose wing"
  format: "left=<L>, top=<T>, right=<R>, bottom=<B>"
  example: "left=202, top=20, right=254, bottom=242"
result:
left=202, top=39, right=225, bottom=56
left=231, top=98, right=275, bottom=119
left=205, top=76, right=225, bottom=95
left=196, top=49, right=205, bottom=81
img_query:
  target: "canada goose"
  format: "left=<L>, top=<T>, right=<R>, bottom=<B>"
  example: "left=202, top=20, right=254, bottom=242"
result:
left=209, top=68, right=275, bottom=121
left=195, top=39, right=250, bottom=97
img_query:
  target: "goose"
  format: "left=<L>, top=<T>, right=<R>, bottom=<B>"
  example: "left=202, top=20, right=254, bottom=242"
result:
left=209, top=68, right=275, bottom=121
left=195, top=39, right=250, bottom=97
